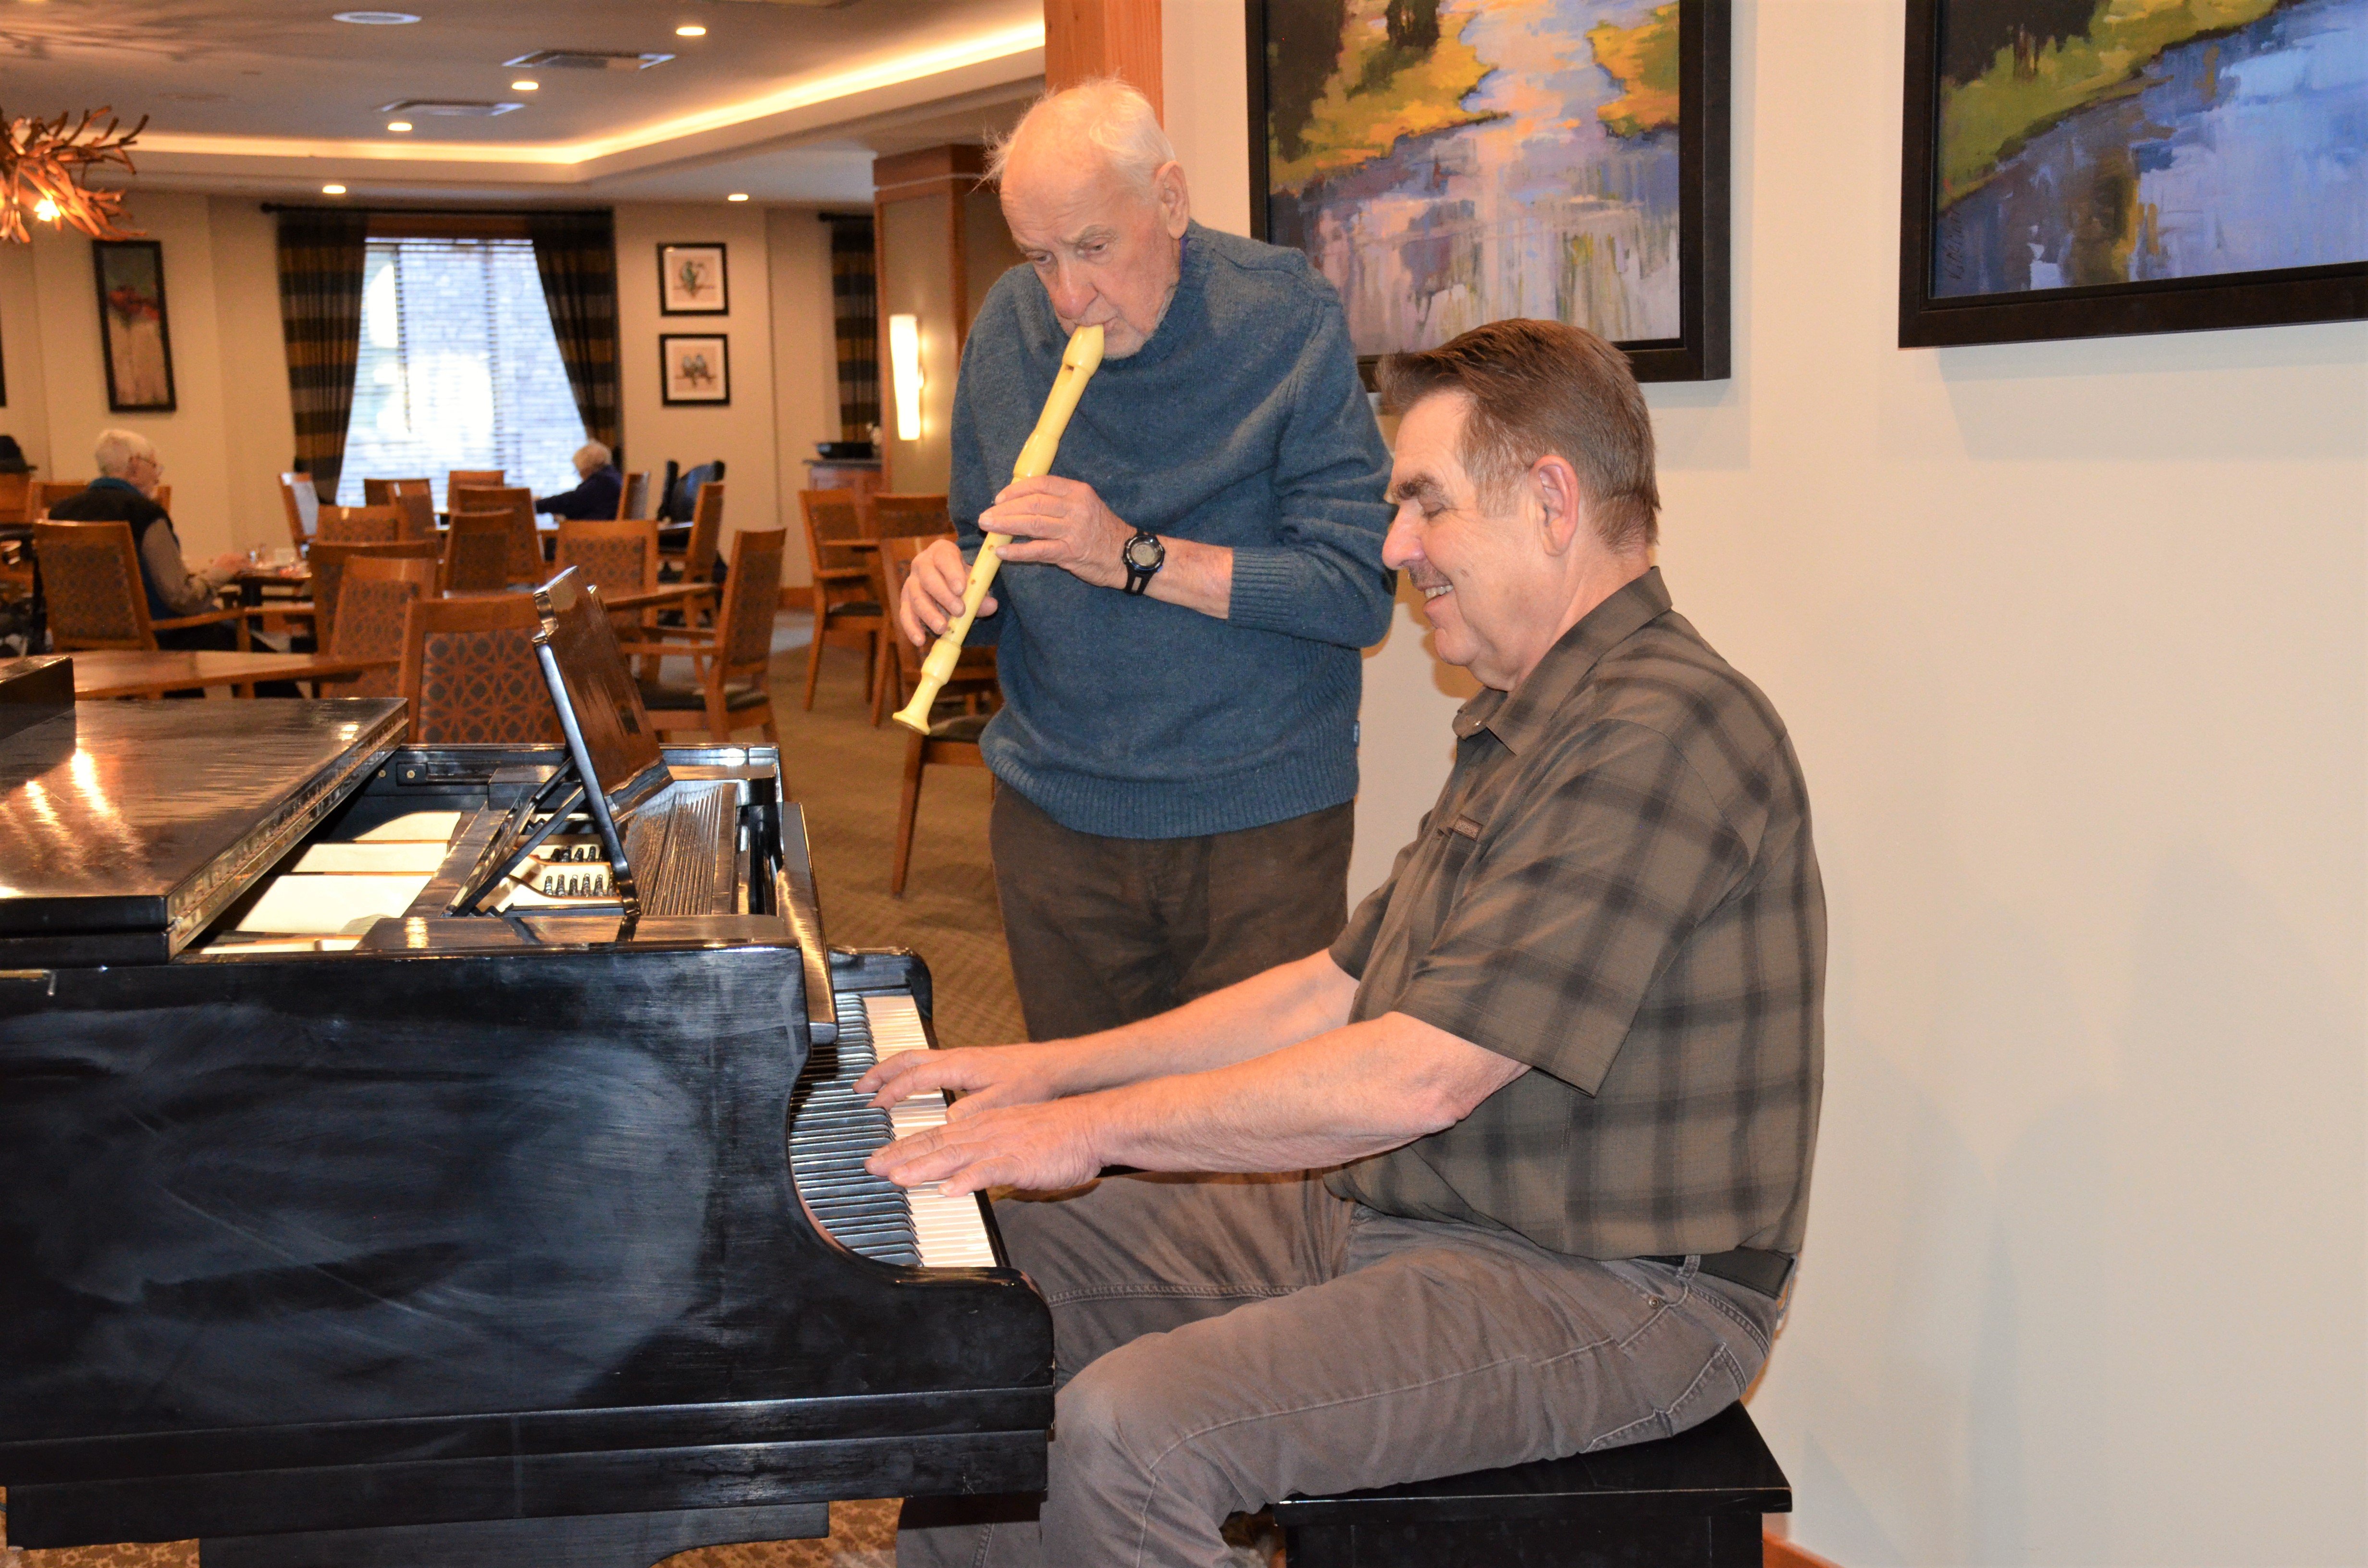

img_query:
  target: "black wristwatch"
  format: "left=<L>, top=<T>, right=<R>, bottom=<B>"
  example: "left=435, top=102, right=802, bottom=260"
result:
left=1121, top=529, right=1165, bottom=596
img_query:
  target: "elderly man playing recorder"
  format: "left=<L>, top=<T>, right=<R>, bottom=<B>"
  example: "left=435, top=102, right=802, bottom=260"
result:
left=867, top=317, right=1825, bottom=1568
left=897, top=79, right=1394, bottom=1043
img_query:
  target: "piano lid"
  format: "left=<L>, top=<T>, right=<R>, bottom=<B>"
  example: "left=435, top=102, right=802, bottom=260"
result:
left=0, top=699, right=407, bottom=947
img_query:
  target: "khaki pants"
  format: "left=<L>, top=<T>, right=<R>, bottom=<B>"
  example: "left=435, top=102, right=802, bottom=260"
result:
left=989, top=788, right=1356, bottom=1041
left=898, top=1173, right=1783, bottom=1568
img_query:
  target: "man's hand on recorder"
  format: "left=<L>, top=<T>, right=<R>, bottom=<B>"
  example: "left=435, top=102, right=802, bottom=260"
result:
left=897, top=538, right=994, bottom=647
left=985, top=476, right=1131, bottom=590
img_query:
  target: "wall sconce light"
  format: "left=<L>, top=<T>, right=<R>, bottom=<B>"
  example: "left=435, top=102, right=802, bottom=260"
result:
left=888, top=313, right=923, bottom=441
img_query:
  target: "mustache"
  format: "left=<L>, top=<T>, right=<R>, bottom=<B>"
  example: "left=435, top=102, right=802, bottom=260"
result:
left=1406, top=568, right=1450, bottom=593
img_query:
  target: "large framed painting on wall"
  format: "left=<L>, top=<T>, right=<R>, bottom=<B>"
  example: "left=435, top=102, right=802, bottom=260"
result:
left=1246, top=0, right=1731, bottom=382
left=1899, top=0, right=2368, bottom=347
left=92, top=240, right=176, bottom=414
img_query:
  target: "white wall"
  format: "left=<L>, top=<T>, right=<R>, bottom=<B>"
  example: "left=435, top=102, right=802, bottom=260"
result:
left=1167, top=3, right=2368, bottom=1565
left=767, top=204, right=846, bottom=588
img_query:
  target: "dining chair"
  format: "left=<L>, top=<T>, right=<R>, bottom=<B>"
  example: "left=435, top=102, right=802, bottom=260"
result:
left=795, top=489, right=883, bottom=714
left=363, top=477, right=428, bottom=506
left=555, top=517, right=663, bottom=639
left=389, top=483, right=437, bottom=542
left=868, top=492, right=952, bottom=539
left=658, top=479, right=726, bottom=585
left=442, top=511, right=516, bottom=594
left=33, top=481, right=91, bottom=519
left=449, top=485, right=542, bottom=584
left=616, top=471, right=651, bottom=521
left=878, top=533, right=998, bottom=896
left=0, top=472, right=30, bottom=526
left=321, top=555, right=438, bottom=699
left=315, top=504, right=403, bottom=544
left=617, top=526, right=787, bottom=744
left=308, top=539, right=440, bottom=651
left=397, top=592, right=564, bottom=745
left=277, top=473, right=320, bottom=550
left=444, top=469, right=505, bottom=499
left=33, top=519, right=250, bottom=652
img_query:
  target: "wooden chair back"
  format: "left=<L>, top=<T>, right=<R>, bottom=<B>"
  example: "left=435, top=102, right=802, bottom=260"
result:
left=389, top=483, right=437, bottom=542
left=362, top=477, right=429, bottom=507
left=554, top=518, right=660, bottom=599
left=0, top=472, right=28, bottom=526
left=278, top=472, right=319, bottom=549
left=309, top=539, right=440, bottom=650
left=444, top=469, right=505, bottom=500
left=33, top=481, right=91, bottom=519
left=450, top=485, right=541, bottom=584
left=327, top=556, right=437, bottom=699
left=443, top=511, right=515, bottom=594
left=616, top=471, right=651, bottom=521
left=316, top=503, right=402, bottom=544
left=398, top=592, right=563, bottom=745
left=798, top=490, right=871, bottom=591
left=714, top=525, right=788, bottom=682
left=32, top=520, right=154, bottom=649
left=682, top=480, right=726, bottom=581
left=869, top=492, right=951, bottom=540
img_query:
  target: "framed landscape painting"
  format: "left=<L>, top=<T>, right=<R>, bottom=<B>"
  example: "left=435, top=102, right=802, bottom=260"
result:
left=658, top=243, right=729, bottom=315
left=1899, top=0, right=2368, bottom=346
left=1246, top=0, right=1731, bottom=382
left=661, top=334, right=730, bottom=405
left=92, top=240, right=176, bottom=413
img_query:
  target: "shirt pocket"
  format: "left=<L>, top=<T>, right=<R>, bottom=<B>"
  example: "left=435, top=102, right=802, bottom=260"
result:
left=1396, top=808, right=1489, bottom=956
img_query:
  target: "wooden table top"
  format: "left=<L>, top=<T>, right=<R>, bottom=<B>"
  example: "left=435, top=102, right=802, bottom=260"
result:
left=69, top=649, right=400, bottom=699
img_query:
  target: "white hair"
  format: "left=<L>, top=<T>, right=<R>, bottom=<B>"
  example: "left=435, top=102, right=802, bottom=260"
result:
left=987, top=77, right=1178, bottom=196
left=575, top=441, right=612, bottom=475
left=93, top=428, right=157, bottom=478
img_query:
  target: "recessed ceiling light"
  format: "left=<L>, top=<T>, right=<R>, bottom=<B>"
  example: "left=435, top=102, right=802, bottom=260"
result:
left=386, top=121, right=413, bottom=133
left=675, top=24, right=706, bottom=37
left=322, top=184, right=348, bottom=195
left=333, top=10, right=419, bottom=22
left=727, top=192, right=749, bottom=202
left=511, top=79, right=539, bottom=91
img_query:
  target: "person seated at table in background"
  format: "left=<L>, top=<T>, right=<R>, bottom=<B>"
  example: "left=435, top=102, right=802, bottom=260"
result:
left=49, top=429, right=244, bottom=650
left=534, top=441, right=623, bottom=520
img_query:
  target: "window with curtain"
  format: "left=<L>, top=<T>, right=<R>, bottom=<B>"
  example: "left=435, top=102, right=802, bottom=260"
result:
left=337, top=237, right=588, bottom=508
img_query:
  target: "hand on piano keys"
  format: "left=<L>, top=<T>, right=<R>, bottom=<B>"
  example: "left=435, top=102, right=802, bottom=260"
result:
left=860, top=1055, right=1107, bottom=1199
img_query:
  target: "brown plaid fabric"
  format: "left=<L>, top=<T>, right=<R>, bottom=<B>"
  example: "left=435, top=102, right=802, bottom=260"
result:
left=1327, top=568, right=1824, bottom=1260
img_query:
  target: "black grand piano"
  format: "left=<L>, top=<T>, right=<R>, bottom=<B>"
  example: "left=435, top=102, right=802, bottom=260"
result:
left=0, top=576, right=1052, bottom=1566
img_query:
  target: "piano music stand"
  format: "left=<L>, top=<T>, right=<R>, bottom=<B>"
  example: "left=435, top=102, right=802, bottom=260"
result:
left=447, top=569, right=668, bottom=920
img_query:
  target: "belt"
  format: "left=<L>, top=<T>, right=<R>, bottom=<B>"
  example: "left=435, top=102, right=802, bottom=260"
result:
left=1640, top=1248, right=1795, bottom=1298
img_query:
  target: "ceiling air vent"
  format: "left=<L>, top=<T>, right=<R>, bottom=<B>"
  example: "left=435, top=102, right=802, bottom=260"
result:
left=504, top=49, right=675, bottom=71
left=377, top=99, right=525, bottom=117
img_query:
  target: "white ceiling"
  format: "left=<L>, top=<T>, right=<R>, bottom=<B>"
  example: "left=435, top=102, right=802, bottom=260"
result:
left=0, top=0, right=1042, bottom=203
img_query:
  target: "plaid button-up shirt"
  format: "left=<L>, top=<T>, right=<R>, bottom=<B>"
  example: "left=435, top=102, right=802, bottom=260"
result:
left=1327, top=569, right=1824, bottom=1259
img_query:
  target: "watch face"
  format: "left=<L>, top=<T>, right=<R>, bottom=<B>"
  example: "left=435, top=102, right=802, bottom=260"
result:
left=1124, top=534, right=1163, bottom=571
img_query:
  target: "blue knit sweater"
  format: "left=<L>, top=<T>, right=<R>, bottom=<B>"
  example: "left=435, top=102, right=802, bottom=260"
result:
left=950, top=224, right=1395, bottom=839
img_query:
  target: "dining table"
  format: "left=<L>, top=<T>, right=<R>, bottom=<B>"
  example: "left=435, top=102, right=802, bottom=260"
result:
left=66, top=649, right=400, bottom=699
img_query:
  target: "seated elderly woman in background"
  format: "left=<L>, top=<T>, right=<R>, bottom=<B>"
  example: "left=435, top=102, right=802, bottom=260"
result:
left=49, top=429, right=245, bottom=650
left=534, top=441, right=623, bottom=520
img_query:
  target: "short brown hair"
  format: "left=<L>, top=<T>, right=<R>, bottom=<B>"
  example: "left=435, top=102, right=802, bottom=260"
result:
left=1379, top=319, right=1659, bottom=552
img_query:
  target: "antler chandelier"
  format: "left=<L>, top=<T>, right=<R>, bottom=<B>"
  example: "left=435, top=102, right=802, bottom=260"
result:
left=0, top=108, right=146, bottom=244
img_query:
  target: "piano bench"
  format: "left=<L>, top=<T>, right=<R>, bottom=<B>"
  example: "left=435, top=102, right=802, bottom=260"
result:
left=1270, top=1401, right=1790, bottom=1568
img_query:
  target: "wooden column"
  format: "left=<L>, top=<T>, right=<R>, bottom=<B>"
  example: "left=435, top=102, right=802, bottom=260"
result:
left=1043, top=0, right=1163, bottom=118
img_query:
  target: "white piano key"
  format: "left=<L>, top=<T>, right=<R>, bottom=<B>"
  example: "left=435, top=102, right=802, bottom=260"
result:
left=862, top=992, right=997, bottom=1269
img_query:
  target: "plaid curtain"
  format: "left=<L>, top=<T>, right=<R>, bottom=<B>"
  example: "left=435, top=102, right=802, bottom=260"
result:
left=274, top=210, right=369, bottom=503
left=829, top=215, right=880, bottom=441
left=528, top=211, right=623, bottom=458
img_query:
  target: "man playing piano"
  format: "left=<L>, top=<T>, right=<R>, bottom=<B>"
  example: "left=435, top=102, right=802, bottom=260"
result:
left=896, top=79, right=1394, bottom=1045
left=865, top=318, right=1825, bottom=1567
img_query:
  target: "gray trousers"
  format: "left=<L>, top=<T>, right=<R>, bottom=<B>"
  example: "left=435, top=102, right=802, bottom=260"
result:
left=989, top=788, right=1356, bottom=1041
left=898, top=1172, right=1784, bottom=1568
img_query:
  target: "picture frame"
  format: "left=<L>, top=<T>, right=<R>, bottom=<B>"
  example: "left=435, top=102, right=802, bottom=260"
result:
left=657, top=243, right=729, bottom=315
left=1245, top=0, right=1730, bottom=383
left=1899, top=0, right=2367, bottom=348
left=660, top=334, right=730, bottom=405
left=91, top=239, right=176, bottom=413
